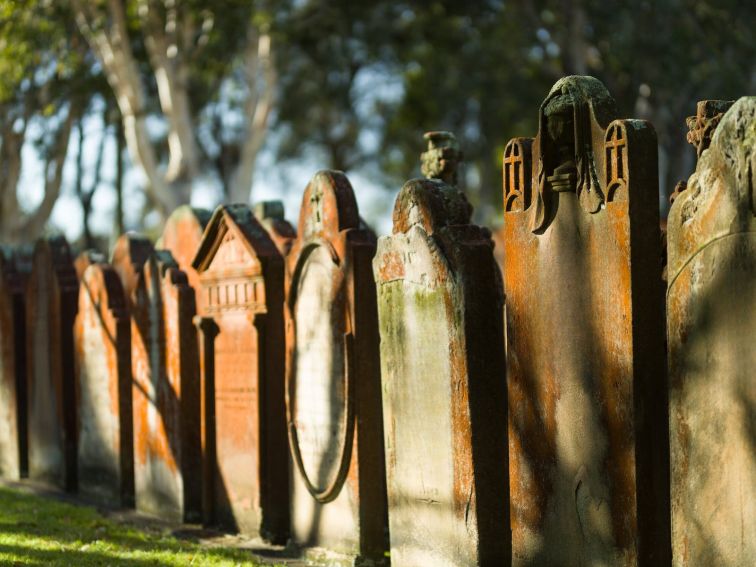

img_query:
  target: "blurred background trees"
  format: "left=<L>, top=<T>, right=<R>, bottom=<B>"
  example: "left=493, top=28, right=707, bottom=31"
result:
left=1, top=0, right=754, bottom=248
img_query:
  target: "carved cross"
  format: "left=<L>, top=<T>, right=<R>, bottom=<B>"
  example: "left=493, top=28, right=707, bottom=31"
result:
left=504, top=145, right=522, bottom=197
left=310, top=185, right=324, bottom=227
left=606, top=125, right=626, bottom=186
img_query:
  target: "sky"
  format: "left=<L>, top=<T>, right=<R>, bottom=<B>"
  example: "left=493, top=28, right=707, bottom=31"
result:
left=16, top=110, right=400, bottom=250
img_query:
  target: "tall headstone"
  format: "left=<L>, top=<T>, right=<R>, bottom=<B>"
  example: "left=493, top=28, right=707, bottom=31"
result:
left=502, top=76, right=670, bottom=565
left=667, top=97, right=755, bottom=566
left=25, top=236, right=78, bottom=490
left=192, top=205, right=289, bottom=540
left=374, top=171, right=510, bottom=564
left=75, top=263, right=133, bottom=505
left=158, top=206, right=212, bottom=310
left=132, top=251, right=201, bottom=522
left=0, top=248, right=28, bottom=479
left=253, top=201, right=297, bottom=257
left=285, top=171, right=389, bottom=565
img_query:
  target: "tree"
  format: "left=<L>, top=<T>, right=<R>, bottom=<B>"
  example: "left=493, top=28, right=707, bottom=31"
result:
left=0, top=0, right=94, bottom=244
left=72, top=0, right=278, bottom=215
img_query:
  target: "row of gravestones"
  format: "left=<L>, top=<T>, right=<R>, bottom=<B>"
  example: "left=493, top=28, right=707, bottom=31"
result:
left=0, top=77, right=752, bottom=567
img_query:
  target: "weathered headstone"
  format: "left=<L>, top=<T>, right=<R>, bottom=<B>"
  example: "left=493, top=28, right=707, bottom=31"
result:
left=285, top=171, right=389, bottom=565
left=374, top=173, right=510, bottom=565
left=158, top=206, right=211, bottom=309
left=502, top=76, right=670, bottom=565
left=253, top=201, right=297, bottom=257
left=667, top=97, right=755, bottom=566
left=75, top=262, right=133, bottom=505
left=132, top=251, right=202, bottom=522
left=192, top=205, right=289, bottom=540
left=0, top=248, right=28, bottom=479
left=25, top=236, right=78, bottom=490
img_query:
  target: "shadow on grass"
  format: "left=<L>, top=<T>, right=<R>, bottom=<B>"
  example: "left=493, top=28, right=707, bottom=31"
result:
left=0, top=486, right=272, bottom=565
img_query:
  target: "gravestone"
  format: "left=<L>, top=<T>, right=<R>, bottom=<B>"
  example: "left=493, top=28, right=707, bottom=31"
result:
left=253, top=201, right=297, bottom=256
left=0, top=248, right=28, bottom=478
left=374, top=174, right=510, bottom=565
left=111, top=233, right=154, bottom=300
left=75, top=262, right=133, bottom=505
left=285, top=170, right=389, bottom=565
left=158, top=206, right=212, bottom=310
left=192, top=205, right=289, bottom=540
left=74, top=250, right=106, bottom=280
left=667, top=97, right=755, bottom=566
left=132, top=251, right=201, bottom=522
left=25, top=236, right=78, bottom=490
left=502, top=76, right=670, bottom=565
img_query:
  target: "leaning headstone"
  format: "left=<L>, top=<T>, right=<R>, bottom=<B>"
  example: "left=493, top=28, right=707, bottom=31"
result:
left=131, top=251, right=201, bottom=522
left=253, top=201, right=296, bottom=256
left=75, top=262, right=133, bottom=506
left=374, top=173, right=510, bottom=564
left=0, top=248, right=28, bottom=479
left=158, top=206, right=211, bottom=309
left=502, top=76, right=670, bottom=565
left=667, top=97, right=755, bottom=566
left=192, top=205, right=289, bottom=540
left=285, top=171, right=389, bottom=565
left=25, top=236, right=78, bottom=490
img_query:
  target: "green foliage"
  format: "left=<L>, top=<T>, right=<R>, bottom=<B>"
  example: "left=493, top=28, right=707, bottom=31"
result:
left=0, top=486, right=275, bottom=566
left=273, top=0, right=756, bottom=220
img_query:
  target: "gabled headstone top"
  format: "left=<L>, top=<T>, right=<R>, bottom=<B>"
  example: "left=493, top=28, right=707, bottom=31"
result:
left=296, top=170, right=359, bottom=242
left=192, top=204, right=280, bottom=273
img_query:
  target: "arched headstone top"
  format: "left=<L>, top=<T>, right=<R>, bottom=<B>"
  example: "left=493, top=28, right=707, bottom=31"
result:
left=158, top=205, right=212, bottom=248
left=192, top=204, right=280, bottom=273
left=110, top=233, right=153, bottom=301
left=392, top=178, right=473, bottom=235
left=296, top=170, right=360, bottom=242
left=74, top=250, right=106, bottom=281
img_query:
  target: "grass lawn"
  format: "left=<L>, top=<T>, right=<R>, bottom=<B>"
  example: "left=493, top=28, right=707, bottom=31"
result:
left=0, top=485, right=280, bottom=566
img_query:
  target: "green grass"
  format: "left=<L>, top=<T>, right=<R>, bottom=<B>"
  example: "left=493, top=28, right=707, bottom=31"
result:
left=0, top=486, right=273, bottom=566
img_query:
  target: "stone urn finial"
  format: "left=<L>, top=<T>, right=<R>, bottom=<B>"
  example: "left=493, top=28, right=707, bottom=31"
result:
left=421, top=131, right=463, bottom=186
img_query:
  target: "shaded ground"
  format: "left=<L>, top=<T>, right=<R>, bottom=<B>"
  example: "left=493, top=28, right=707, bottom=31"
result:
left=0, top=481, right=304, bottom=566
